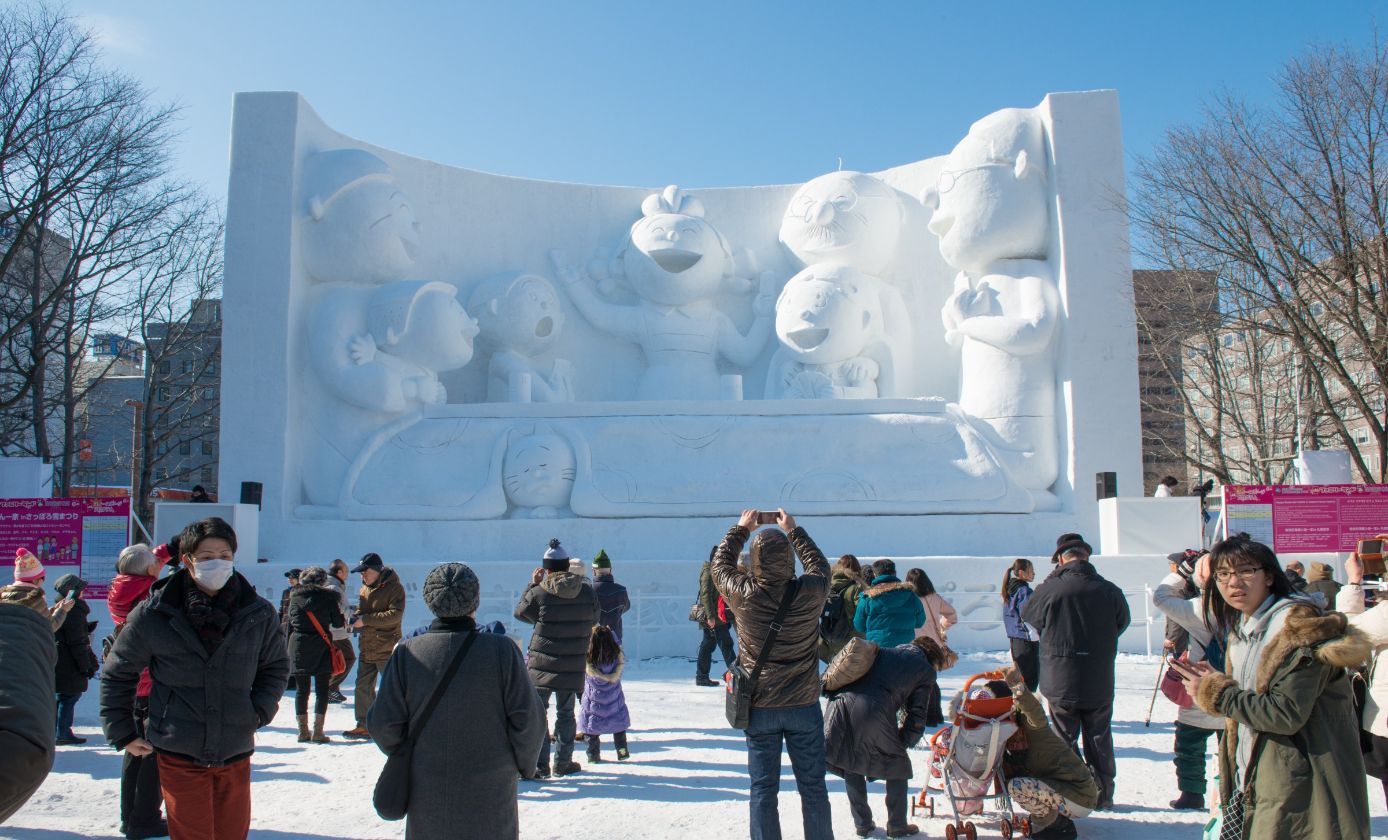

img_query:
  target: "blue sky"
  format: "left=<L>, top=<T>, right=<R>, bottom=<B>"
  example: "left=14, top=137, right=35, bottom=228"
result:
left=63, top=2, right=1380, bottom=216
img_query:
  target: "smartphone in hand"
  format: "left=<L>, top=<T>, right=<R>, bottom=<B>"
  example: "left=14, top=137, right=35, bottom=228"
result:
left=756, top=510, right=780, bottom=525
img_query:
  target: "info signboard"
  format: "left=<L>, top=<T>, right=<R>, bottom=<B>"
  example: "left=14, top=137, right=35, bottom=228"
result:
left=0, top=497, right=130, bottom=599
left=1222, top=484, right=1388, bottom=554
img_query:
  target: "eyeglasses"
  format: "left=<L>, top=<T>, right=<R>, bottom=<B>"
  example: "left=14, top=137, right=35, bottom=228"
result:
left=1214, top=566, right=1264, bottom=583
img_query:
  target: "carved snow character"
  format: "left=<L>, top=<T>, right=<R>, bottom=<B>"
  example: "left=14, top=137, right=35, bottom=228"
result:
left=766, top=264, right=889, bottom=400
left=468, top=271, right=574, bottom=403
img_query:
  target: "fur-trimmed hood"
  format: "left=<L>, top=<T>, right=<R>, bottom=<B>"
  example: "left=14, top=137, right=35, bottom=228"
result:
left=1196, top=603, right=1372, bottom=712
left=585, top=653, right=625, bottom=683
left=863, top=580, right=913, bottom=599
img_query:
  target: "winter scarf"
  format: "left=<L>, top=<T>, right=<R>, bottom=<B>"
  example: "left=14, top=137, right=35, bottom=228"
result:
left=183, top=574, right=243, bottom=655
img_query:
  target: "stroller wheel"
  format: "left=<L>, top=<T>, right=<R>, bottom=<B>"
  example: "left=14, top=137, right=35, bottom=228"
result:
left=963, top=823, right=977, bottom=840
left=944, top=824, right=958, bottom=840
left=1000, top=819, right=1012, bottom=840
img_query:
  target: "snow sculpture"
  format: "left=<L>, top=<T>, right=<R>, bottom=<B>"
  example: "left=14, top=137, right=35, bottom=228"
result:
left=777, top=171, right=915, bottom=397
left=467, top=272, right=574, bottom=402
left=553, top=185, right=775, bottom=401
left=765, top=263, right=887, bottom=399
left=779, top=171, right=904, bottom=277
left=928, top=109, right=1060, bottom=507
left=300, top=149, right=421, bottom=286
left=301, top=279, right=478, bottom=506
left=503, top=425, right=577, bottom=518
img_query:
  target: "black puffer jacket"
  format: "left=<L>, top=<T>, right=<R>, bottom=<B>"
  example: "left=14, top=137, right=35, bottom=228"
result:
left=54, top=595, right=98, bottom=695
left=514, top=572, right=599, bottom=692
left=100, top=569, right=290, bottom=766
left=0, top=602, right=56, bottom=824
left=592, top=574, right=630, bottom=642
left=287, top=585, right=345, bottom=676
left=712, top=525, right=829, bottom=709
left=1021, top=560, right=1130, bottom=708
left=824, top=643, right=936, bottom=780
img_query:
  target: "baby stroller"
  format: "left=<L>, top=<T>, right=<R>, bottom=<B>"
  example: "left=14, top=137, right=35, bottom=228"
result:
left=911, top=670, right=1028, bottom=839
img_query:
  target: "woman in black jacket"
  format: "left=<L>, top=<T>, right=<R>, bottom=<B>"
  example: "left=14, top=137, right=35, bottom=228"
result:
left=286, top=566, right=345, bottom=743
left=53, top=574, right=97, bottom=746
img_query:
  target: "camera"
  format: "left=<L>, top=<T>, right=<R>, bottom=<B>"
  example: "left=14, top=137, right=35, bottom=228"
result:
left=1357, top=536, right=1388, bottom=577
left=1171, top=548, right=1202, bottom=583
left=756, top=510, right=780, bottom=525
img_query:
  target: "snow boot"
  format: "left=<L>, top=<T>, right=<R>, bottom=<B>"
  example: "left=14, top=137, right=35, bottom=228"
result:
left=616, top=745, right=630, bottom=761
left=296, top=714, right=311, bottom=742
left=311, top=713, right=332, bottom=743
left=343, top=723, right=371, bottom=740
left=554, top=760, right=583, bottom=776
left=1031, top=814, right=1077, bottom=840
left=886, top=825, right=919, bottom=838
left=55, top=731, right=86, bottom=746
left=1169, top=791, right=1204, bottom=810
left=854, top=824, right=876, bottom=838
left=695, top=676, right=720, bottom=687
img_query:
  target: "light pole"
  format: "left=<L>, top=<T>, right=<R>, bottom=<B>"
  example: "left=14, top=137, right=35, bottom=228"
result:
left=123, top=399, right=143, bottom=543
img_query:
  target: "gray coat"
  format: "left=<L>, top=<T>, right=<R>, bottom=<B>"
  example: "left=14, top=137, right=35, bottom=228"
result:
left=0, top=602, right=56, bottom=824
left=100, top=570, right=290, bottom=766
left=369, top=618, right=545, bottom=840
left=514, top=572, right=599, bottom=692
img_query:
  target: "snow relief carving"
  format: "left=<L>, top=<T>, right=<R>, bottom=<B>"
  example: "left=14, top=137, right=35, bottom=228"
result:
left=928, top=108, right=1060, bottom=507
left=468, top=272, right=574, bottom=403
left=552, top=185, right=775, bottom=401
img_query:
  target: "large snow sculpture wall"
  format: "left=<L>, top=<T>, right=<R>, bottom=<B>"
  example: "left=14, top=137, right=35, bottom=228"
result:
left=220, top=91, right=1140, bottom=563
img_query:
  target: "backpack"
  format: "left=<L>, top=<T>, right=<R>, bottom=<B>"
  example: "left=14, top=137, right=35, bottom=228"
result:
left=820, top=589, right=854, bottom=649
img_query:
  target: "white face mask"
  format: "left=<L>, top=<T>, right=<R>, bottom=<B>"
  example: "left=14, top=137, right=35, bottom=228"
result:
left=189, top=559, right=234, bottom=591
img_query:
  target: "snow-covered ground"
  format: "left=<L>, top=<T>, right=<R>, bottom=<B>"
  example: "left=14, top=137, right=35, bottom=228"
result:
left=9, top=653, right=1388, bottom=839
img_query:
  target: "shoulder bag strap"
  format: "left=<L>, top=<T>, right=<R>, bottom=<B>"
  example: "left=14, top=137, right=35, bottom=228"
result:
left=749, top=581, right=800, bottom=685
left=403, top=630, right=478, bottom=748
left=306, top=610, right=334, bottom=647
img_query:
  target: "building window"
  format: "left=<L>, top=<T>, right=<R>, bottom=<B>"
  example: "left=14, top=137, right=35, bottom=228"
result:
left=202, top=440, right=213, bottom=456
left=207, top=361, right=217, bottom=375
left=1357, top=428, right=1370, bottom=444
left=158, top=361, right=170, bottom=375
left=182, top=359, right=192, bottom=374
left=202, top=387, right=215, bottom=400
left=200, top=467, right=213, bottom=483
left=180, top=441, right=190, bottom=455
left=156, top=386, right=169, bottom=402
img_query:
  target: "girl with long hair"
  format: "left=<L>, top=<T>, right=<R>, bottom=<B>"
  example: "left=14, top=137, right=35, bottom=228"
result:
left=577, top=624, right=631, bottom=763
left=1001, top=559, right=1039, bottom=691
left=905, top=568, right=957, bottom=647
left=1173, top=537, right=1370, bottom=839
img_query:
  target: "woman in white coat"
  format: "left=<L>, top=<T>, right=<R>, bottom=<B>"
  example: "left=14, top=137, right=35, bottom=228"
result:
left=1336, top=551, right=1388, bottom=807
left=1151, top=552, right=1224, bottom=811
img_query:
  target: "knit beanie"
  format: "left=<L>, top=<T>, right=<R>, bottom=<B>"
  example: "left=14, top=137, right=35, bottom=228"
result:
left=542, top=538, right=570, bottom=572
left=592, top=549, right=612, bottom=570
left=52, top=573, right=87, bottom=598
left=422, top=562, right=480, bottom=618
left=13, top=548, right=43, bottom=583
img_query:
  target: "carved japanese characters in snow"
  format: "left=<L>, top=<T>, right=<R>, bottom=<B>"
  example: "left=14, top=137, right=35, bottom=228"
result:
left=929, top=108, right=1060, bottom=506
left=766, top=264, right=888, bottom=399
left=554, top=185, right=774, bottom=401
left=503, top=426, right=576, bottom=518
left=779, top=171, right=905, bottom=277
left=348, top=281, right=480, bottom=408
left=468, top=272, right=574, bottom=402
left=300, top=149, right=421, bottom=285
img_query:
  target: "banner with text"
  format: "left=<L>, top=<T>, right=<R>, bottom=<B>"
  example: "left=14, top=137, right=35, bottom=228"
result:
left=1222, top=484, right=1388, bottom=554
left=0, top=497, right=130, bottom=599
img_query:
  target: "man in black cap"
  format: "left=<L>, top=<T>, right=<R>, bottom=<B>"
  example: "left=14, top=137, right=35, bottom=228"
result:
left=343, top=553, right=405, bottom=739
left=514, top=539, right=599, bottom=778
left=1021, top=533, right=1130, bottom=813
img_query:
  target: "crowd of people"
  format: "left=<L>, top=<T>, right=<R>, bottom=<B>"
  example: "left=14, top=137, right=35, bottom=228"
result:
left=0, top=512, right=1385, bottom=839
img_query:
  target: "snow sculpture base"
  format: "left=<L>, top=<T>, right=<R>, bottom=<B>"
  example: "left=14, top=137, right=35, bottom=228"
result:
left=318, top=399, right=1032, bottom=520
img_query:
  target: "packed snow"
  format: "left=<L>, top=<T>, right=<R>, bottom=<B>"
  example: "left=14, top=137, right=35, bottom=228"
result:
left=8, top=653, right=1387, bottom=839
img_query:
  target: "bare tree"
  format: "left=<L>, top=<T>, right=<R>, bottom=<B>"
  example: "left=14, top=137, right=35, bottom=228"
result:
left=0, top=2, right=185, bottom=474
left=1131, top=37, right=1388, bottom=483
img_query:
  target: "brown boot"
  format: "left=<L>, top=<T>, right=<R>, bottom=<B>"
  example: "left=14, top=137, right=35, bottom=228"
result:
left=296, top=714, right=311, bottom=743
left=312, top=713, right=331, bottom=743
left=342, top=724, right=371, bottom=740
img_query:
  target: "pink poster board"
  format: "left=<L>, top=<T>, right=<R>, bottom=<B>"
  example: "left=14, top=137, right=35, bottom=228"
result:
left=1222, top=484, right=1388, bottom=554
left=0, top=497, right=130, bottom=599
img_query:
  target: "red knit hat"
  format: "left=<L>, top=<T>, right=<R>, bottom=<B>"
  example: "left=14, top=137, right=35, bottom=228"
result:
left=13, top=547, right=43, bottom=583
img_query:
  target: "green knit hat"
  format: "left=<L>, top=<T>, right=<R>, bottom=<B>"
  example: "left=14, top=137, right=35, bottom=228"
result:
left=592, top=549, right=612, bottom=570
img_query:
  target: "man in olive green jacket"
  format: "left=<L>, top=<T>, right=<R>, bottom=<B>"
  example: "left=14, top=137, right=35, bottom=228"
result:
left=344, top=553, right=405, bottom=739
left=695, top=550, right=735, bottom=687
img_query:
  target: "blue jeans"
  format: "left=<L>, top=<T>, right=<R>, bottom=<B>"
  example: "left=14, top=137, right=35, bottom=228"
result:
left=56, top=692, right=80, bottom=737
left=745, top=702, right=833, bottom=840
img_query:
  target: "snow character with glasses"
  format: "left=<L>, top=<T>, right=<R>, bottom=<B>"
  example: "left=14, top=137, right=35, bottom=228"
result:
left=776, top=171, right=917, bottom=398
left=926, top=108, right=1061, bottom=509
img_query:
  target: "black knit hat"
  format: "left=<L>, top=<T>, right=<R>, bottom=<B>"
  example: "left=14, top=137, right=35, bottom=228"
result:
left=1050, top=532, right=1092, bottom=564
left=542, top=538, right=570, bottom=571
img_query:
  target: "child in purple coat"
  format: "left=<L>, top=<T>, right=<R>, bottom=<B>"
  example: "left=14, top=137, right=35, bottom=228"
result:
left=577, top=625, right=631, bottom=762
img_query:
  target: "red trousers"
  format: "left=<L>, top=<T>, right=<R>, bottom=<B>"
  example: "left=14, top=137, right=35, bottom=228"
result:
left=156, top=754, right=252, bottom=840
